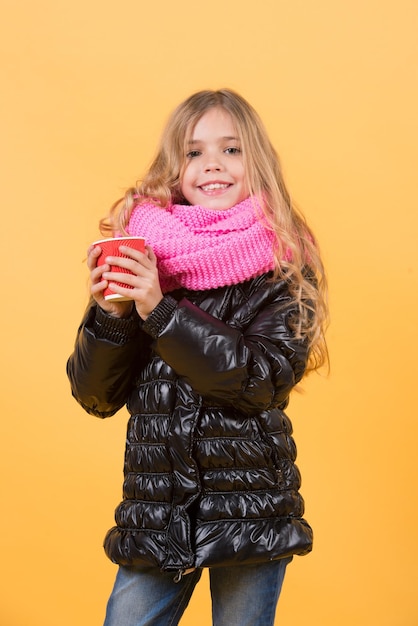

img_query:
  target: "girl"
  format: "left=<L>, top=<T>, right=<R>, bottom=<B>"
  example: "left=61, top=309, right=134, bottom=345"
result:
left=67, top=89, right=328, bottom=626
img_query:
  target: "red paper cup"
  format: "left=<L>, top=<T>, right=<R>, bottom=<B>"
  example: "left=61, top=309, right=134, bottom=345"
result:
left=92, top=236, right=146, bottom=301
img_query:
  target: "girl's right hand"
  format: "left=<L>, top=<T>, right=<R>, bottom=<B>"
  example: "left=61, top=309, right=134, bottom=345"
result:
left=87, top=245, right=134, bottom=318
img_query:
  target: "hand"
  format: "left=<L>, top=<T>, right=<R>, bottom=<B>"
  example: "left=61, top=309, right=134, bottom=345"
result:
left=87, top=245, right=134, bottom=318
left=101, top=244, right=163, bottom=320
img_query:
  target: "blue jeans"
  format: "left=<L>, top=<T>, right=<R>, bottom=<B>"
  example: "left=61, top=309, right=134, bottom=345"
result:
left=103, top=558, right=292, bottom=626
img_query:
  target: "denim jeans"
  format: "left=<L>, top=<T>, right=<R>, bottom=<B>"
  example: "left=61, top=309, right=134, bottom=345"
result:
left=103, top=557, right=292, bottom=626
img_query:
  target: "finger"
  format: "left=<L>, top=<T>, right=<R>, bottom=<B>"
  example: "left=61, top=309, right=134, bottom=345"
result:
left=103, top=271, right=137, bottom=288
left=106, top=283, right=135, bottom=299
left=117, top=245, right=146, bottom=262
left=91, top=278, right=109, bottom=298
left=103, top=256, right=138, bottom=274
left=145, top=245, right=157, bottom=264
left=87, top=245, right=102, bottom=270
left=88, top=244, right=102, bottom=258
left=105, top=253, right=153, bottom=276
left=90, top=263, right=110, bottom=285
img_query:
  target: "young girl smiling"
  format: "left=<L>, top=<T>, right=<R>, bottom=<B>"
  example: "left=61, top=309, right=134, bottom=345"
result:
left=67, top=89, right=328, bottom=626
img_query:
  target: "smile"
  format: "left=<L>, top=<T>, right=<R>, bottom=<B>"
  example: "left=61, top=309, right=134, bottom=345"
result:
left=200, top=183, right=230, bottom=191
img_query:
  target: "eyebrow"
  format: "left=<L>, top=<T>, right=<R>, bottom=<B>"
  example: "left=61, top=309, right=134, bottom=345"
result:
left=187, top=136, right=240, bottom=145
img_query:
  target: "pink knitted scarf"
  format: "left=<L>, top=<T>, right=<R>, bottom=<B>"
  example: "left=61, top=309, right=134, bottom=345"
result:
left=127, top=197, right=276, bottom=293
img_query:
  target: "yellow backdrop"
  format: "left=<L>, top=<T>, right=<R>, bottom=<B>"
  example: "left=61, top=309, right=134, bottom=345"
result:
left=1, top=1, right=417, bottom=624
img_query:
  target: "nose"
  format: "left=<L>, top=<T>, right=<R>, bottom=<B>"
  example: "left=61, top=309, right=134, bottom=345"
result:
left=203, top=153, right=223, bottom=172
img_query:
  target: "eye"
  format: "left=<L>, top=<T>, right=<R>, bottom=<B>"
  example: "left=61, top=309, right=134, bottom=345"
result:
left=186, top=150, right=201, bottom=159
left=224, top=147, right=241, bottom=155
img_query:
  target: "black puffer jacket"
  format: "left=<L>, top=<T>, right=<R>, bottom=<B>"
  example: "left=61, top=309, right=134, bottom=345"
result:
left=67, top=272, right=313, bottom=574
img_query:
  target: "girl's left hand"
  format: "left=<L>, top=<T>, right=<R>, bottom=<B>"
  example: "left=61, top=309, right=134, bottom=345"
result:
left=102, top=244, right=163, bottom=320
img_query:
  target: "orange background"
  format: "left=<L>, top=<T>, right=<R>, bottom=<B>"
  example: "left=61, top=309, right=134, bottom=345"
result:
left=1, top=1, right=417, bottom=624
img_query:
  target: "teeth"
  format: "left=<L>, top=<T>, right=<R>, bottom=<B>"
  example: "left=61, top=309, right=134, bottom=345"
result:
left=201, top=183, right=229, bottom=191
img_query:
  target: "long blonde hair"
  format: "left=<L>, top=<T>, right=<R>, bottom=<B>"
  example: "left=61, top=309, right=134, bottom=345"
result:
left=101, top=89, right=329, bottom=373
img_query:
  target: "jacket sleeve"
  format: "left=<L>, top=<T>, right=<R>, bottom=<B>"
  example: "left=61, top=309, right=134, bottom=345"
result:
left=66, top=303, right=145, bottom=418
left=142, top=279, right=310, bottom=413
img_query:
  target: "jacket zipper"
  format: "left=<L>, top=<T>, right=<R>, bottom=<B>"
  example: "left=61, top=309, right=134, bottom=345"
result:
left=173, top=567, right=196, bottom=583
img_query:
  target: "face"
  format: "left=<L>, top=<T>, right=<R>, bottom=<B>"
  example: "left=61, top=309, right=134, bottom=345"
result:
left=180, top=107, right=249, bottom=210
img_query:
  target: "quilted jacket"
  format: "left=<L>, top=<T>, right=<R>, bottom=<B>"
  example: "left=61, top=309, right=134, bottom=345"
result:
left=67, top=272, right=313, bottom=575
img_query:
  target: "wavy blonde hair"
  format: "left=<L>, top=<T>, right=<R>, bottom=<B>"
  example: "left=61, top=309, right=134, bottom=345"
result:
left=100, top=89, right=329, bottom=373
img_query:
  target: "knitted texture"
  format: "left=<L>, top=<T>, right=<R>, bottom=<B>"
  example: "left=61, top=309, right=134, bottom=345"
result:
left=127, top=197, right=276, bottom=293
